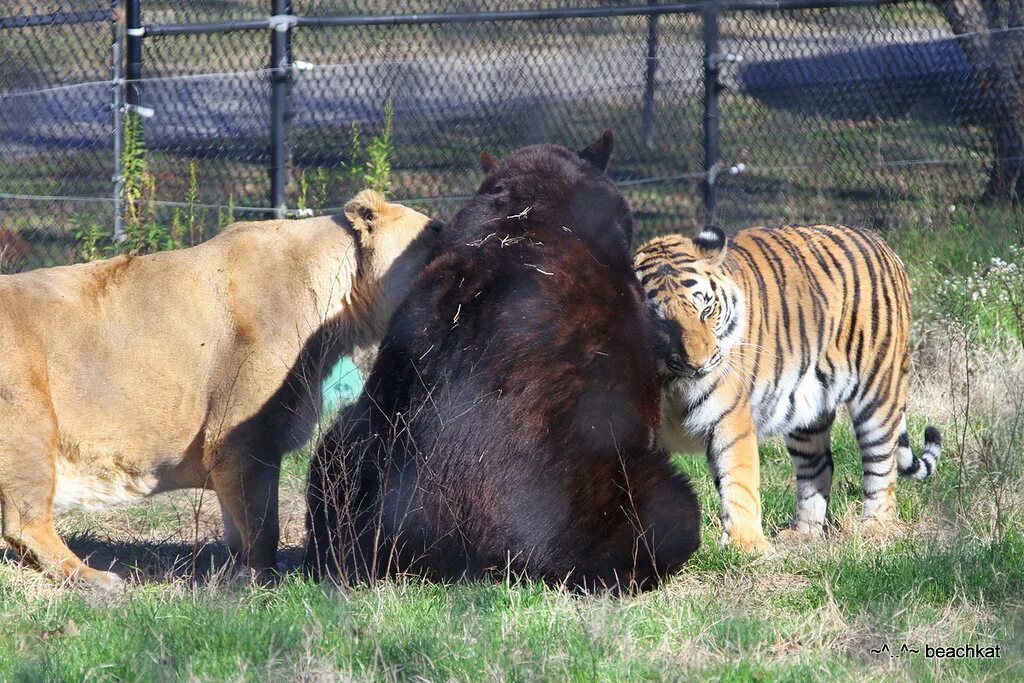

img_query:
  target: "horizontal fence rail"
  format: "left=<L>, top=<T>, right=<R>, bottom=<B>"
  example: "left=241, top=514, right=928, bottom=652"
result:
left=138, top=0, right=908, bottom=36
left=0, top=9, right=111, bottom=30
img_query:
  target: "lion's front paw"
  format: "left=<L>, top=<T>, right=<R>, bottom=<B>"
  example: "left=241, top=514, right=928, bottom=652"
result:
left=70, top=567, right=123, bottom=591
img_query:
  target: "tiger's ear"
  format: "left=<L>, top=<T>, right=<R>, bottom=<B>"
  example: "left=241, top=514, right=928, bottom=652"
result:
left=693, top=225, right=727, bottom=265
left=578, top=129, right=614, bottom=171
left=480, top=151, right=500, bottom=174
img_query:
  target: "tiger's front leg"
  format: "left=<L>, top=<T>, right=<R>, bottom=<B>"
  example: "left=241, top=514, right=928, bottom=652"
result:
left=706, top=406, right=769, bottom=552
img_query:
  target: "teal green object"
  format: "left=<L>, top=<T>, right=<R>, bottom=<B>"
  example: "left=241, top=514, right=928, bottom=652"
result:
left=322, top=356, right=364, bottom=415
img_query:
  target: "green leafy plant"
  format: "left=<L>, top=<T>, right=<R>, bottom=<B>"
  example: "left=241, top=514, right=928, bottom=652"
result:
left=120, top=110, right=152, bottom=250
left=169, top=209, right=185, bottom=251
left=364, top=99, right=394, bottom=195
left=295, top=109, right=396, bottom=215
left=344, top=122, right=363, bottom=191
left=119, top=110, right=182, bottom=254
left=120, top=110, right=147, bottom=231
left=314, top=166, right=330, bottom=211
left=218, top=195, right=235, bottom=232
left=72, top=214, right=107, bottom=262
left=186, top=161, right=201, bottom=244
left=296, top=169, right=310, bottom=212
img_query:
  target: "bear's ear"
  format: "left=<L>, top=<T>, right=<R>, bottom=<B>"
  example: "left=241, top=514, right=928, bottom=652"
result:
left=480, top=151, right=500, bottom=174
left=578, top=129, right=614, bottom=171
left=693, top=225, right=727, bottom=265
left=345, top=189, right=389, bottom=233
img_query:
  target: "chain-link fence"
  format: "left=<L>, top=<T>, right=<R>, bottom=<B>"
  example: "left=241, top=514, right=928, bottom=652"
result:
left=1, top=1, right=1021, bottom=272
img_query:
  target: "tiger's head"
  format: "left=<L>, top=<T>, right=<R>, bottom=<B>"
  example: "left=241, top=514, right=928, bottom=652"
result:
left=634, top=226, right=744, bottom=382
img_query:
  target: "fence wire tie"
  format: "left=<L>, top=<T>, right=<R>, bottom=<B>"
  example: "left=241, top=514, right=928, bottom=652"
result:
left=707, top=162, right=720, bottom=186
left=709, top=52, right=744, bottom=68
left=707, top=161, right=745, bottom=185
left=268, top=14, right=297, bottom=32
left=125, top=103, right=155, bottom=118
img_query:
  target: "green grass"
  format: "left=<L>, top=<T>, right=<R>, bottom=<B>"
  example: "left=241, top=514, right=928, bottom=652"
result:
left=2, top=216, right=1024, bottom=680
left=2, top=416, right=1022, bottom=681
left=3, top=167, right=1024, bottom=683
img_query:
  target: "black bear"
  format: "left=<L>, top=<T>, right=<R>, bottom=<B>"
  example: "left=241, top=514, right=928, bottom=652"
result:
left=305, top=131, right=700, bottom=591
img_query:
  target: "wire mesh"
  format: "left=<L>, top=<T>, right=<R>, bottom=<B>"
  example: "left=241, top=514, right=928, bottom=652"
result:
left=716, top=2, right=996, bottom=230
left=0, top=1, right=115, bottom=271
left=0, top=0, right=1020, bottom=273
left=139, top=31, right=273, bottom=222
left=289, top=13, right=704, bottom=238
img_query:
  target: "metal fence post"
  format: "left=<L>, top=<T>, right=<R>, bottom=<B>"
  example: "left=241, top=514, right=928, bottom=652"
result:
left=125, top=0, right=142, bottom=108
left=641, top=1, right=660, bottom=150
left=269, top=0, right=293, bottom=219
left=701, top=0, right=720, bottom=227
left=112, top=1, right=124, bottom=242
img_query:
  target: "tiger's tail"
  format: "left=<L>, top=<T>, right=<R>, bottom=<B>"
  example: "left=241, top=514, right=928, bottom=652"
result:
left=896, top=425, right=942, bottom=481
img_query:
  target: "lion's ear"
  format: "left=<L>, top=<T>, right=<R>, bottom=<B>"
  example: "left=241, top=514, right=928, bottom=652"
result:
left=693, top=225, right=727, bottom=266
left=578, top=129, right=614, bottom=171
left=345, top=189, right=389, bottom=233
left=480, top=151, right=500, bottom=174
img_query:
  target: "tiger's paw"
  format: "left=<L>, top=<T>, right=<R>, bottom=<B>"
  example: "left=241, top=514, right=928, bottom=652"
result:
left=722, top=528, right=772, bottom=553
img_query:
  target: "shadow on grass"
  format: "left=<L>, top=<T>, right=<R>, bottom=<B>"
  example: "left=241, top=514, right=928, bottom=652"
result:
left=1, top=537, right=307, bottom=585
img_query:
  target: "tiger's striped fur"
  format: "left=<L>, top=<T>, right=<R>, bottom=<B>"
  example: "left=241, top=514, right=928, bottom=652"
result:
left=634, top=224, right=941, bottom=551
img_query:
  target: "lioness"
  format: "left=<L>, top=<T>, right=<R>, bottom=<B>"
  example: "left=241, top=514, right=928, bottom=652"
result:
left=0, top=190, right=441, bottom=587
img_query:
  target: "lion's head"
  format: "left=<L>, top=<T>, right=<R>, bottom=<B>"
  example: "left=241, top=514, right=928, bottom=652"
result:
left=342, top=189, right=443, bottom=333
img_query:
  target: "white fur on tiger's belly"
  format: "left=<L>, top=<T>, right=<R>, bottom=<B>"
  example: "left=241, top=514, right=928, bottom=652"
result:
left=53, top=458, right=159, bottom=511
left=751, top=369, right=842, bottom=437
left=673, top=365, right=858, bottom=439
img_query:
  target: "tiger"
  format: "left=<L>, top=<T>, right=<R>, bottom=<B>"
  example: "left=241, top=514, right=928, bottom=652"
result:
left=633, top=224, right=941, bottom=551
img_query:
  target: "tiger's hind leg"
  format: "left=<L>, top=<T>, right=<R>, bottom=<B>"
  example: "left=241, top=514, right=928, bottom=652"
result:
left=782, top=411, right=835, bottom=538
left=848, top=393, right=903, bottom=530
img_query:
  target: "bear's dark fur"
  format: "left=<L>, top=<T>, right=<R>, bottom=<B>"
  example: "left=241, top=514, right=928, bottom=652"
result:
left=305, top=132, right=700, bottom=591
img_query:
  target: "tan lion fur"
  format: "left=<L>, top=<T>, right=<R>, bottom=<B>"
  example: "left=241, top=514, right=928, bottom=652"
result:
left=0, top=190, right=440, bottom=587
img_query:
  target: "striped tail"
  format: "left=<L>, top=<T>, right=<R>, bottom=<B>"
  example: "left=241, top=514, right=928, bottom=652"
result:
left=897, top=425, right=942, bottom=480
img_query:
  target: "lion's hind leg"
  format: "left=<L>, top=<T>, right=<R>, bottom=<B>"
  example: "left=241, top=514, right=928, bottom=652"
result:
left=217, top=490, right=247, bottom=563
left=0, top=388, right=120, bottom=588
